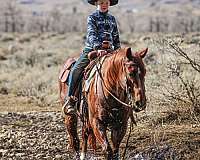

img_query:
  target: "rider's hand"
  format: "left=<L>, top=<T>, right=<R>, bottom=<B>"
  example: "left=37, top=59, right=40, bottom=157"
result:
left=98, top=50, right=107, bottom=57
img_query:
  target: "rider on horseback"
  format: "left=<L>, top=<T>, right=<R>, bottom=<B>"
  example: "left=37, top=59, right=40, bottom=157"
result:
left=63, top=0, right=120, bottom=114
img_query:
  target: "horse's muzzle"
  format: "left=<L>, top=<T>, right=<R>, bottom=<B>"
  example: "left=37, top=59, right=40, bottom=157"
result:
left=132, top=101, right=146, bottom=112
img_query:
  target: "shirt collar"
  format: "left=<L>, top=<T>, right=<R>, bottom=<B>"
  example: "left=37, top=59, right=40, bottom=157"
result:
left=96, top=9, right=108, bottom=16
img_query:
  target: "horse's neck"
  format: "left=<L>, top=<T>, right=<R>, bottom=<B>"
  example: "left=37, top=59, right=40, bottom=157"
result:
left=102, top=56, right=126, bottom=95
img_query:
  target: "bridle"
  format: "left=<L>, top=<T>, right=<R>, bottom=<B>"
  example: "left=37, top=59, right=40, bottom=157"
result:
left=94, top=54, right=141, bottom=111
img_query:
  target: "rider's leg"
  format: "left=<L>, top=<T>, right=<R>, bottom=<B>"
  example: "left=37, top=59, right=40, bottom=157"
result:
left=63, top=53, right=90, bottom=114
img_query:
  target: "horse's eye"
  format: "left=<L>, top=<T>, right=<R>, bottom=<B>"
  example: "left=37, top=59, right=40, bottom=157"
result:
left=128, top=65, right=137, bottom=73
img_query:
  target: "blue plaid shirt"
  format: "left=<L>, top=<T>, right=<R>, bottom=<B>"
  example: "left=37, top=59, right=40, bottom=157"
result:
left=85, top=9, right=120, bottom=51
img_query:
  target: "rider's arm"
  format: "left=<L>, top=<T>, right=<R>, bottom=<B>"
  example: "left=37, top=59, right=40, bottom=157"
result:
left=112, top=17, right=121, bottom=50
left=87, top=15, right=101, bottom=50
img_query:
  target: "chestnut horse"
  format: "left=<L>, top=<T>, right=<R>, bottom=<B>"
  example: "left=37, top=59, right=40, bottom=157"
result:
left=81, top=47, right=148, bottom=160
left=59, top=47, right=148, bottom=159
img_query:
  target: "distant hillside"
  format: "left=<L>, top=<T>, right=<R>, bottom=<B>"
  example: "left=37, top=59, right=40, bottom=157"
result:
left=0, top=0, right=199, bottom=33
left=16, top=0, right=200, bottom=13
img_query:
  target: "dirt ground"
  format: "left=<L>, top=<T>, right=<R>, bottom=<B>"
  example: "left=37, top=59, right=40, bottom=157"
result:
left=0, top=94, right=200, bottom=160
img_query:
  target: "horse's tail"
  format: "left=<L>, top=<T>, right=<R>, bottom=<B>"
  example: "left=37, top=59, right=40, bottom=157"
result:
left=58, top=80, right=63, bottom=104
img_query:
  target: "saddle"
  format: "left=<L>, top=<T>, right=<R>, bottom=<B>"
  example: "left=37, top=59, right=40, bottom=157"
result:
left=59, top=42, right=112, bottom=91
left=59, top=54, right=108, bottom=96
left=58, top=51, right=99, bottom=85
left=59, top=40, right=111, bottom=83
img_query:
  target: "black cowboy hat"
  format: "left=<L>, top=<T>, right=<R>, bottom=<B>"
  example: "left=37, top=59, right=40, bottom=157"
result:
left=88, top=0, right=118, bottom=6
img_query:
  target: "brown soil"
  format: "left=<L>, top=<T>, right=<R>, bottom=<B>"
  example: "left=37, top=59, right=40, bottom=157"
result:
left=0, top=94, right=199, bottom=160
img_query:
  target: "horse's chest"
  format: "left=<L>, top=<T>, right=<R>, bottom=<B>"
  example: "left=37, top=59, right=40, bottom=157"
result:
left=102, top=108, right=126, bottom=129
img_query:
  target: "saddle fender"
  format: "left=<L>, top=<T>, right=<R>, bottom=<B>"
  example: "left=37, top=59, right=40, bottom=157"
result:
left=59, top=58, right=76, bottom=83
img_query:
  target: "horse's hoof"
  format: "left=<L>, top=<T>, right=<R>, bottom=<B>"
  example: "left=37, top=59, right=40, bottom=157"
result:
left=75, top=152, right=80, bottom=160
left=80, top=152, right=86, bottom=160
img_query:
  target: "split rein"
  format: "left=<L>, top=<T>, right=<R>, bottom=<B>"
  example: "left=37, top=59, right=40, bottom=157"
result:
left=94, top=54, right=137, bottom=110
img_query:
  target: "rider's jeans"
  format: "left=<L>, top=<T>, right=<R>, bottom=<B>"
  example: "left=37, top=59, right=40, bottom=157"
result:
left=67, top=52, right=90, bottom=97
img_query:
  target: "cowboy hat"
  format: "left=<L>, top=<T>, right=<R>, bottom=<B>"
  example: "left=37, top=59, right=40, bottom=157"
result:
left=87, top=0, right=118, bottom=6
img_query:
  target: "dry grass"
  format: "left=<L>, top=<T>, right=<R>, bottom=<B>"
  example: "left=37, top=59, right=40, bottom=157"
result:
left=0, top=32, right=84, bottom=108
left=0, top=94, right=60, bottom=113
left=0, top=32, right=200, bottom=117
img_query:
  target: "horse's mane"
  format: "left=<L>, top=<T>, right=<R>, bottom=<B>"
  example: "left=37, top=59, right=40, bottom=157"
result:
left=103, top=48, right=127, bottom=93
left=102, top=48, right=146, bottom=94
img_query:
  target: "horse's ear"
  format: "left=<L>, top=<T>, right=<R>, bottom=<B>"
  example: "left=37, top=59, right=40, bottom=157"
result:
left=139, top=48, right=148, bottom=58
left=125, top=47, right=132, bottom=60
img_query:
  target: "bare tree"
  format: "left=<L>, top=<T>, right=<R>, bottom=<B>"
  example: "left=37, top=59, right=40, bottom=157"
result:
left=166, top=39, right=200, bottom=73
left=154, top=38, right=200, bottom=118
left=49, top=7, right=63, bottom=32
left=2, top=0, right=23, bottom=32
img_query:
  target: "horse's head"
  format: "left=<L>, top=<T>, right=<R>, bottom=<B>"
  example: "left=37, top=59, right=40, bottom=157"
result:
left=124, top=47, right=148, bottom=112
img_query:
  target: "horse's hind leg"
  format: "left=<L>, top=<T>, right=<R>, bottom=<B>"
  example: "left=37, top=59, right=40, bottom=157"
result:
left=64, top=114, right=80, bottom=158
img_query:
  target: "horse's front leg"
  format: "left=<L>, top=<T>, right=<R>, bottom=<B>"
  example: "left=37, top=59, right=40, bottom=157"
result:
left=111, top=123, right=128, bottom=160
left=80, top=126, right=88, bottom=160
left=80, top=126, right=97, bottom=160
left=91, top=118, right=113, bottom=160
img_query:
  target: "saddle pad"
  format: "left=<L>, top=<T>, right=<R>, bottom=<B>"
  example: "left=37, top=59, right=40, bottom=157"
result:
left=84, top=56, right=107, bottom=92
left=84, top=65, right=97, bottom=92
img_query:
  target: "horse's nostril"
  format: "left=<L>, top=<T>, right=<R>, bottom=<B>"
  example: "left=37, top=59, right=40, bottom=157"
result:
left=134, top=101, right=146, bottom=112
left=135, top=101, right=141, bottom=107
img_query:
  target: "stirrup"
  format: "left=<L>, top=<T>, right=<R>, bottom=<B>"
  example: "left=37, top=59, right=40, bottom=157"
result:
left=62, top=97, right=77, bottom=115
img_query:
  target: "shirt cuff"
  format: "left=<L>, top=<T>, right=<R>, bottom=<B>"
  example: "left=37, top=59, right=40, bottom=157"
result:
left=93, top=43, right=101, bottom=50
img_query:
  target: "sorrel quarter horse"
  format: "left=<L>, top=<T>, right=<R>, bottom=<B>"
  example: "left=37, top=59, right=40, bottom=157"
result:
left=59, top=47, right=148, bottom=160
left=81, top=47, right=148, bottom=160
